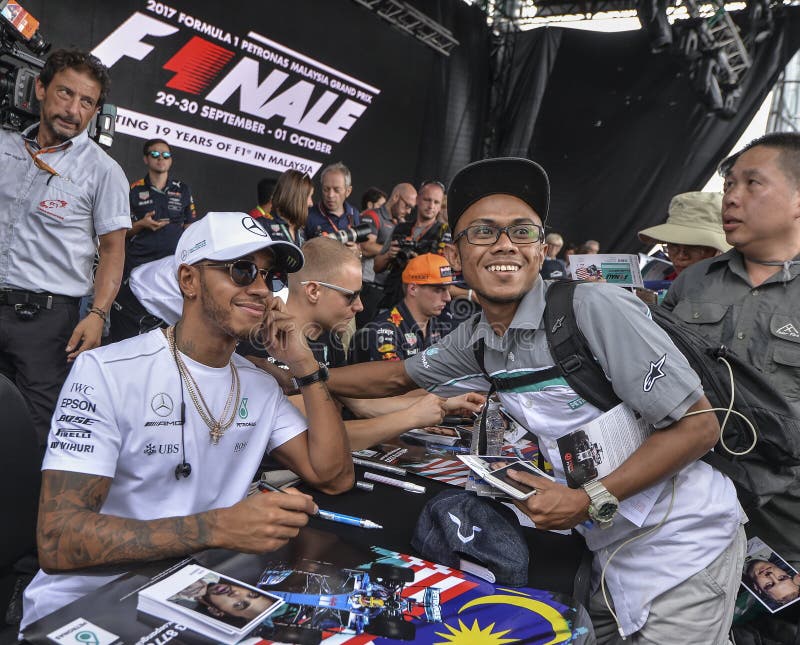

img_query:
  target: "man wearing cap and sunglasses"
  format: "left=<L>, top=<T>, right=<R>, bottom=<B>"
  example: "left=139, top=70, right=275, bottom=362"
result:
left=351, top=253, right=454, bottom=363
left=322, top=158, right=744, bottom=644
left=21, top=212, right=354, bottom=631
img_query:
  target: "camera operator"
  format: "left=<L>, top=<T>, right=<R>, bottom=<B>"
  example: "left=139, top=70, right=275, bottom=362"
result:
left=379, top=180, right=450, bottom=310
left=304, top=162, right=364, bottom=260
left=358, top=182, right=416, bottom=327
left=0, top=48, right=129, bottom=447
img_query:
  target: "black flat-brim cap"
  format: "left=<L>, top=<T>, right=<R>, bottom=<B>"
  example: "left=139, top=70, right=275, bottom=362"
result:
left=447, top=157, right=550, bottom=232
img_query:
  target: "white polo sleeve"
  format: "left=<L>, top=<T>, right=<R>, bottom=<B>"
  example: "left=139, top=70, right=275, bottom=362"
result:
left=42, top=351, right=122, bottom=478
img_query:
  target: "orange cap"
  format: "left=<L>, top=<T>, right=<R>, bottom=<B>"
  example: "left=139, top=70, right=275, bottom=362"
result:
left=402, top=253, right=454, bottom=285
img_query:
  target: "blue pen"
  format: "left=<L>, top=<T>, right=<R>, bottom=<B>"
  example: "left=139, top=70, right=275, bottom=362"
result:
left=426, top=443, right=470, bottom=454
left=257, top=481, right=383, bottom=529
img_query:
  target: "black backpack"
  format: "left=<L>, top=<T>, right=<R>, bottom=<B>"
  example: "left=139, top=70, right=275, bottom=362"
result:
left=472, top=280, right=800, bottom=511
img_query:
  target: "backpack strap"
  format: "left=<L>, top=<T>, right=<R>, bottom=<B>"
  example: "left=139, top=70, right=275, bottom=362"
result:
left=543, top=281, right=620, bottom=412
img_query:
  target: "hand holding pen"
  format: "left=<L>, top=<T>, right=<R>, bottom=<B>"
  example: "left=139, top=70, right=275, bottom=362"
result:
left=258, top=481, right=382, bottom=530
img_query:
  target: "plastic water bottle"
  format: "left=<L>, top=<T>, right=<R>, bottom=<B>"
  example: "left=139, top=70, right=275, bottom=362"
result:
left=466, top=396, right=507, bottom=496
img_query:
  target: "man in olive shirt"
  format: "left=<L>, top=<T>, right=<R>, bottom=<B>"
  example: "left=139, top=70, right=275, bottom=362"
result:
left=663, top=132, right=800, bottom=574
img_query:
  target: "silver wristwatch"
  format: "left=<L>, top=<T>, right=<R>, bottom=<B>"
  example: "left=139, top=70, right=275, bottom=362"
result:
left=582, top=480, right=619, bottom=527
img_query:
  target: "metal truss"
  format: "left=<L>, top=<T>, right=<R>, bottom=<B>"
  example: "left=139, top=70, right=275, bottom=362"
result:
left=768, top=50, right=800, bottom=132
left=351, top=0, right=460, bottom=55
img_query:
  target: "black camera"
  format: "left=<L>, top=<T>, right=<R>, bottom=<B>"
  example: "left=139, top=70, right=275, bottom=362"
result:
left=391, top=233, right=437, bottom=263
left=0, top=0, right=48, bottom=132
left=322, top=222, right=372, bottom=245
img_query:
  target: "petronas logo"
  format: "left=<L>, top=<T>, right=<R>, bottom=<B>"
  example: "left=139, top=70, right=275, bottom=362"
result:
left=238, top=398, right=249, bottom=419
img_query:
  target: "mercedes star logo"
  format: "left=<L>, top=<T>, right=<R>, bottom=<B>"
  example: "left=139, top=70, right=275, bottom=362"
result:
left=242, top=216, right=268, bottom=237
left=151, top=392, right=174, bottom=417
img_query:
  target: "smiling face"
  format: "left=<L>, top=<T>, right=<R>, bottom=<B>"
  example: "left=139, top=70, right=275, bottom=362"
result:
left=35, top=67, right=101, bottom=146
left=192, top=249, right=275, bottom=342
left=452, top=194, right=546, bottom=308
left=722, top=145, right=800, bottom=258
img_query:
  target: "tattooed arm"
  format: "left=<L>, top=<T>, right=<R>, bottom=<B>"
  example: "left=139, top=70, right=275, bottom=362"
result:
left=37, top=469, right=318, bottom=572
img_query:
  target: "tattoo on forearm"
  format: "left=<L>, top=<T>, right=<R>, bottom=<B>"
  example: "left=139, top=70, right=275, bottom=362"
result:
left=38, top=471, right=213, bottom=571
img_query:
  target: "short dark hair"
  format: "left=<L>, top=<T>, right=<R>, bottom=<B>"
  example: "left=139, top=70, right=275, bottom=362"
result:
left=361, top=186, right=387, bottom=211
left=720, top=132, right=800, bottom=186
left=39, top=48, right=111, bottom=104
left=257, top=177, right=278, bottom=206
left=142, top=138, right=170, bottom=156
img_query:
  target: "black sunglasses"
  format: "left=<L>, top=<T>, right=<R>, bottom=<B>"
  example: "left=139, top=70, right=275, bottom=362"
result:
left=148, top=150, right=172, bottom=159
left=197, top=261, right=287, bottom=292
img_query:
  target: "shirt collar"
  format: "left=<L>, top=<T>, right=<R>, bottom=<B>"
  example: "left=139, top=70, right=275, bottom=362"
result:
left=707, top=248, right=800, bottom=284
left=21, top=122, right=89, bottom=152
left=467, top=277, right=545, bottom=351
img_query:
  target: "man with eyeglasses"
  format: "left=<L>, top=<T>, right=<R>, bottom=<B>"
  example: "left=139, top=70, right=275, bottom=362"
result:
left=0, top=49, right=130, bottom=448
left=321, top=157, right=745, bottom=644
left=351, top=253, right=453, bottom=363
left=379, top=180, right=450, bottom=311
left=638, top=192, right=729, bottom=279
left=21, top=212, right=354, bottom=632
left=111, top=139, right=197, bottom=341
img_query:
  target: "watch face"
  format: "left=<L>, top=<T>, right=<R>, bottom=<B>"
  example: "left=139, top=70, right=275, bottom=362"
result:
left=597, top=502, right=618, bottom=521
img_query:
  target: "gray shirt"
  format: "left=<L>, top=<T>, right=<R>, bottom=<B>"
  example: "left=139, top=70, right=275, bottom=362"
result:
left=663, top=249, right=800, bottom=403
left=361, top=203, right=395, bottom=284
left=663, top=248, right=800, bottom=560
left=405, top=279, right=741, bottom=636
left=0, top=125, right=130, bottom=297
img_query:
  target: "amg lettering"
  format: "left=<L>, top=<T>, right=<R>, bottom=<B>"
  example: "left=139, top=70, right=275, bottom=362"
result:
left=60, top=398, right=97, bottom=413
left=144, top=420, right=182, bottom=426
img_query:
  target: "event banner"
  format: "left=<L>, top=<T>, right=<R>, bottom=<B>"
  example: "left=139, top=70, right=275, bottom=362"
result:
left=91, top=1, right=381, bottom=176
left=21, top=0, right=449, bottom=212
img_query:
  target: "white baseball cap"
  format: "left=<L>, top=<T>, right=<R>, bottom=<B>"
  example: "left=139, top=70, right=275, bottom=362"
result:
left=173, top=212, right=304, bottom=276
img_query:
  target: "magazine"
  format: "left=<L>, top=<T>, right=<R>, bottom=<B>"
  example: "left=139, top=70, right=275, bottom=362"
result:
left=458, top=455, right=554, bottom=500
left=137, top=563, right=283, bottom=644
left=740, top=537, right=800, bottom=614
left=555, top=403, right=662, bottom=527
left=569, top=253, right=644, bottom=287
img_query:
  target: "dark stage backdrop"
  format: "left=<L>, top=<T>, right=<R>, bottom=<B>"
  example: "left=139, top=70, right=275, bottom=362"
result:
left=21, top=0, right=489, bottom=214
left=494, top=7, right=800, bottom=253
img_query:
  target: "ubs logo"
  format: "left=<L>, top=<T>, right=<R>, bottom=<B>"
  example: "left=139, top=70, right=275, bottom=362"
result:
left=151, top=393, right=174, bottom=417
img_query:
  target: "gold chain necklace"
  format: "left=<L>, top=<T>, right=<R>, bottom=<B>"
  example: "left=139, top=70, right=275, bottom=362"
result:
left=166, top=325, right=240, bottom=445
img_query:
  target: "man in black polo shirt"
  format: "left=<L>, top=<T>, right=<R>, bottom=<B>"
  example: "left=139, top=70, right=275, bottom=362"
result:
left=111, top=139, right=196, bottom=341
left=352, top=253, right=453, bottom=363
